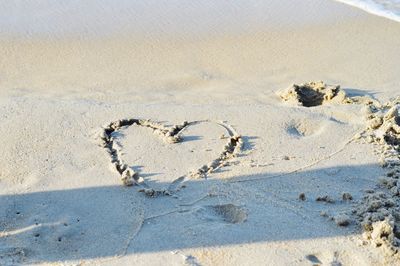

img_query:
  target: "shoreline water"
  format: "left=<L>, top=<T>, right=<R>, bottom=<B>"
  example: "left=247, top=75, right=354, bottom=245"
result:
left=0, top=0, right=399, bottom=41
left=336, top=0, right=400, bottom=23
left=0, top=0, right=363, bottom=38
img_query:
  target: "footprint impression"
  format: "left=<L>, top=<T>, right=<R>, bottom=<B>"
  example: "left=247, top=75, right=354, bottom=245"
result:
left=99, top=119, right=243, bottom=196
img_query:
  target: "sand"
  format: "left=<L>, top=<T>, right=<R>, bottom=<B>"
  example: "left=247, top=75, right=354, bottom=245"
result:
left=1, top=0, right=400, bottom=265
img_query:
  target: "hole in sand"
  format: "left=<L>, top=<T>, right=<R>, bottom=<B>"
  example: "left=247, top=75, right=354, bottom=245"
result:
left=277, top=81, right=343, bottom=107
left=295, top=87, right=325, bottom=107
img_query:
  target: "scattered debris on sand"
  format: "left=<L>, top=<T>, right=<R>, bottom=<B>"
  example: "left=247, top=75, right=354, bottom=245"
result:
left=138, top=188, right=172, bottom=197
left=334, top=214, right=351, bottom=226
left=277, top=81, right=348, bottom=107
left=320, top=211, right=329, bottom=217
left=342, top=192, right=353, bottom=201
left=299, top=193, right=306, bottom=201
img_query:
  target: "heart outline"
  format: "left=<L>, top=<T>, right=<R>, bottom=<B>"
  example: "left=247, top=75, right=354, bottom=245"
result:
left=99, top=119, right=243, bottom=196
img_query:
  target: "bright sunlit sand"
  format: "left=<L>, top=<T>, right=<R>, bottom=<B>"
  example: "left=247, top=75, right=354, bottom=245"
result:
left=1, top=1, right=400, bottom=265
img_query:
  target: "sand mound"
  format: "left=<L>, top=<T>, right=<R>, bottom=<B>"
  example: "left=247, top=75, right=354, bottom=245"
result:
left=362, top=219, right=398, bottom=256
left=352, top=99, right=400, bottom=254
left=277, top=81, right=347, bottom=107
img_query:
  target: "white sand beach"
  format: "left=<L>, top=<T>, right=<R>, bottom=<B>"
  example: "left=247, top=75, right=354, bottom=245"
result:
left=1, top=0, right=400, bottom=265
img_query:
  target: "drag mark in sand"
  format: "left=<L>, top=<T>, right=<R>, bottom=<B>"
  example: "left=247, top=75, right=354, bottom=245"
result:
left=229, top=134, right=357, bottom=184
left=98, top=119, right=243, bottom=196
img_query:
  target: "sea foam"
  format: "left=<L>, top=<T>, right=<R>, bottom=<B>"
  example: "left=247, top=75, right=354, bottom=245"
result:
left=336, top=0, right=400, bottom=22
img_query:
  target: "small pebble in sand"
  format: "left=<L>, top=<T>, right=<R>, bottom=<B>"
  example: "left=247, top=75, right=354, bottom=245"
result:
left=367, top=116, right=383, bottom=130
left=342, top=192, right=353, bottom=201
left=353, top=133, right=362, bottom=140
left=378, top=176, right=397, bottom=189
left=316, top=195, right=335, bottom=203
left=299, top=193, right=306, bottom=201
left=378, top=157, right=387, bottom=167
left=305, top=254, right=322, bottom=264
left=366, top=135, right=374, bottom=143
left=386, top=171, right=397, bottom=177
left=383, top=105, right=399, bottom=120
left=320, top=211, right=328, bottom=217
left=334, top=214, right=351, bottom=226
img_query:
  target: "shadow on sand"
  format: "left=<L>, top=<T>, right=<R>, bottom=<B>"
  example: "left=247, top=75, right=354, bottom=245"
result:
left=0, top=163, right=384, bottom=263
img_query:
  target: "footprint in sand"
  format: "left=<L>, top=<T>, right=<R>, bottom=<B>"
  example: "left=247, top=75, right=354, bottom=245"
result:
left=285, top=119, right=324, bottom=138
left=194, top=204, right=247, bottom=224
left=305, top=251, right=342, bottom=266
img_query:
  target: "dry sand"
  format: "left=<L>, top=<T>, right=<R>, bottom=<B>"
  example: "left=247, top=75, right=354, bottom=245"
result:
left=1, top=0, right=400, bottom=265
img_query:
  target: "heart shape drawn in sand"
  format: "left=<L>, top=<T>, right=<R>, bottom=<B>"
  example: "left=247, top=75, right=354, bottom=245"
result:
left=99, top=119, right=243, bottom=196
